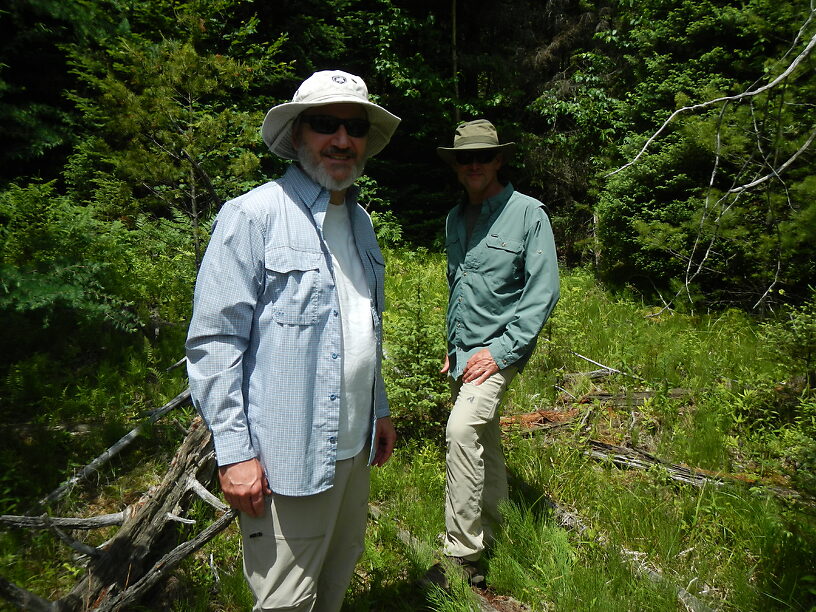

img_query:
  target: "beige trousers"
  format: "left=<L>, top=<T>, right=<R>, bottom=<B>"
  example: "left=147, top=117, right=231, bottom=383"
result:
left=239, top=448, right=370, bottom=611
left=444, top=366, right=517, bottom=561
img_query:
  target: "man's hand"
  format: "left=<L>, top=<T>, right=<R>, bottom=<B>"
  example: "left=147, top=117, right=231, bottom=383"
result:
left=371, top=416, right=397, bottom=467
left=462, top=348, right=499, bottom=385
left=440, top=353, right=450, bottom=375
left=218, top=458, right=272, bottom=518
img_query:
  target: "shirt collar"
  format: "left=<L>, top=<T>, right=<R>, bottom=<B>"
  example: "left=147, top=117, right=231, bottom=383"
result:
left=483, top=181, right=514, bottom=214
left=458, top=181, right=514, bottom=215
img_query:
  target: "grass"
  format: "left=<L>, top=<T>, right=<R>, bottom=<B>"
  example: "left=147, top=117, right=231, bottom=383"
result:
left=1, top=252, right=815, bottom=611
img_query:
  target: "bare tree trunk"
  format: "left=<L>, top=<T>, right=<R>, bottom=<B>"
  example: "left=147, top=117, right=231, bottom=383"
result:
left=452, top=0, right=460, bottom=123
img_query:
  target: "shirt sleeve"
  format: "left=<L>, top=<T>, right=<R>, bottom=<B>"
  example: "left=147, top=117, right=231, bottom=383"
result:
left=185, top=202, right=266, bottom=467
left=486, top=205, right=560, bottom=369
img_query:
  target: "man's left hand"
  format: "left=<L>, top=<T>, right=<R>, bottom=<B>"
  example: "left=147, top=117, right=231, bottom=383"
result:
left=372, top=416, right=396, bottom=467
left=462, top=348, right=499, bottom=385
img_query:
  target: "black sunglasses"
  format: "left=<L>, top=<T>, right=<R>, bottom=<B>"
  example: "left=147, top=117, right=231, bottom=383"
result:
left=454, top=150, right=498, bottom=165
left=300, top=114, right=371, bottom=138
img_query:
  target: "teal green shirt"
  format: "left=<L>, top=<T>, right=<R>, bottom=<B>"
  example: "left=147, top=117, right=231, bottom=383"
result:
left=445, top=182, right=560, bottom=380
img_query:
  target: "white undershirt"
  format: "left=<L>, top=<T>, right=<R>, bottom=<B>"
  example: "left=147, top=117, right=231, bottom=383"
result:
left=322, top=202, right=375, bottom=460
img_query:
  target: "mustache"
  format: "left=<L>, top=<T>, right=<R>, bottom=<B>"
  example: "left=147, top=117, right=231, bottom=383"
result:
left=324, top=146, right=356, bottom=158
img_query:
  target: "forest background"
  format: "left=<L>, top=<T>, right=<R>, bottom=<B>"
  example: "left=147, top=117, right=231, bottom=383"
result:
left=1, top=0, right=815, bottom=610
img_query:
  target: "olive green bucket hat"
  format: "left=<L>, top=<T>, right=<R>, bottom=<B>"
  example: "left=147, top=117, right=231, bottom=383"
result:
left=436, top=119, right=516, bottom=164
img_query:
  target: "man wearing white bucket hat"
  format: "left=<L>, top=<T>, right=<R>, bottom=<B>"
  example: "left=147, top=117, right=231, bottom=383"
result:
left=186, top=70, right=399, bottom=611
left=429, top=119, right=560, bottom=586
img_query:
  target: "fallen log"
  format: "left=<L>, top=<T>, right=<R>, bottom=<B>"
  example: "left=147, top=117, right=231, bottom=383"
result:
left=587, top=439, right=722, bottom=488
left=503, top=408, right=811, bottom=504
left=51, top=415, right=217, bottom=611
left=500, top=408, right=578, bottom=431
left=576, top=388, right=694, bottom=408
left=0, top=576, right=54, bottom=612
left=537, top=498, right=714, bottom=612
left=93, top=508, right=237, bottom=612
left=1, top=510, right=130, bottom=530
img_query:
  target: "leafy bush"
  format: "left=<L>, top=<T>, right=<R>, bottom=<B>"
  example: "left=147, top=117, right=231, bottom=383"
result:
left=0, top=181, right=138, bottom=331
left=760, top=289, right=816, bottom=387
left=382, top=248, right=449, bottom=441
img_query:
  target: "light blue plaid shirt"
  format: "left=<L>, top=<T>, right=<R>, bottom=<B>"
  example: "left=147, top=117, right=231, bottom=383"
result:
left=186, top=165, right=389, bottom=497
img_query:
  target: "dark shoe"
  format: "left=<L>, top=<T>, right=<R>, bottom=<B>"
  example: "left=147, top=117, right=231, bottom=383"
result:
left=450, top=556, right=485, bottom=586
left=420, top=556, right=485, bottom=590
left=420, top=561, right=449, bottom=589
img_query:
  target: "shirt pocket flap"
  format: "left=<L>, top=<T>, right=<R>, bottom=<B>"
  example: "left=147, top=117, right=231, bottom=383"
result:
left=485, top=235, right=523, bottom=254
left=264, top=247, right=321, bottom=273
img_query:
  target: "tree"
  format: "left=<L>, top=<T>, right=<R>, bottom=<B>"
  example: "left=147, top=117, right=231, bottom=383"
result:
left=594, top=0, right=816, bottom=310
left=64, top=3, right=293, bottom=264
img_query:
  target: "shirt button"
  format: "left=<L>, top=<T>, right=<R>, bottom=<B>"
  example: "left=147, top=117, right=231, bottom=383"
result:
left=502, top=242, right=507, bottom=246
left=329, top=436, right=336, bottom=444
left=333, top=310, right=339, bottom=317
left=330, top=394, right=338, bottom=400
left=331, top=353, right=339, bottom=359
left=463, top=272, right=468, bottom=276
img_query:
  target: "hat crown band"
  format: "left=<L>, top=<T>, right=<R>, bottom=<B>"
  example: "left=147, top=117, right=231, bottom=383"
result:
left=454, top=134, right=500, bottom=148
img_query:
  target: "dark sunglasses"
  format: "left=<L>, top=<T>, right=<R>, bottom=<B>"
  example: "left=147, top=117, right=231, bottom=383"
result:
left=300, top=114, right=371, bottom=138
left=454, top=149, right=498, bottom=165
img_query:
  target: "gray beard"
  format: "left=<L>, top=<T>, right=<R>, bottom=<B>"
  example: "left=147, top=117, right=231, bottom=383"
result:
left=296, top=142, right=366, bottom=192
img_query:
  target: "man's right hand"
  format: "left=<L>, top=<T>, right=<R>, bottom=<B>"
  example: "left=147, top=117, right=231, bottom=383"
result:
left=440, top=353, right=450, bottom=375
left=218, top=458, right=272, bottom=518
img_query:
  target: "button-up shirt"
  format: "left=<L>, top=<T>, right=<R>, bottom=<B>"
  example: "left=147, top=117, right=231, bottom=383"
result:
left=186, top=165, right=389, bottom=497
left=445, top=182, right=560, bottom=380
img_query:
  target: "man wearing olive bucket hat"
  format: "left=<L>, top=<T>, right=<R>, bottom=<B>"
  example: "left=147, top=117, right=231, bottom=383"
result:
left=430, top=119, right=560, bottom=586
left=186, top=70, right=398, bottom=611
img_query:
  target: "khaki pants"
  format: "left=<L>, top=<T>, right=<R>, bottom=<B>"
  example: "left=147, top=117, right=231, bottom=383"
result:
left=239, top=448, right=371, bottom=611
left=443, top=366, right=517, bottom=561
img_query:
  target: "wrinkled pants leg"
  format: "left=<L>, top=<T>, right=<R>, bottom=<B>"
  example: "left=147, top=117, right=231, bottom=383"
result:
left=239, top=447, right=371, bottom=611
left=443, top=367, right=517, bottom=561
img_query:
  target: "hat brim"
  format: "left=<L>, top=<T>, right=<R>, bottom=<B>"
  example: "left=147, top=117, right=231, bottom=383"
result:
left=262, top=100, right=400, bottom=161
left=436, top=142, right=516, bottom=165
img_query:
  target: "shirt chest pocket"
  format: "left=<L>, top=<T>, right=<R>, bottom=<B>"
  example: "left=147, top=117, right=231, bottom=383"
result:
left=263, top=247, right=322, bottom=325
left=484, top=235, right=523, bottom=268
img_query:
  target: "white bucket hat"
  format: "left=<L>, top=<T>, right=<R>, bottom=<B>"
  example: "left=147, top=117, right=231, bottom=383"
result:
left=261, top=70, right=401, bottom=161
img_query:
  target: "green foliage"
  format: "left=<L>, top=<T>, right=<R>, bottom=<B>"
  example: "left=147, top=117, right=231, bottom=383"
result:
left=593, top=0, right=816, bottom=309
left=381, top=248, right=449, bottom=441
left=1, top=0, right=816, bottom=608
left=0, top=181, right=138, bottom=331
left=64, top=23, right=292, bottom=224
left=356, top=174, right=403, bottom=247
left=0, top=0, right=121, bottom=181
left=759, top=288, right=816, bottom=386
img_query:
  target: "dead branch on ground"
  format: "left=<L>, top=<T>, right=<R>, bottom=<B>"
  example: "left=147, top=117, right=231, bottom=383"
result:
left=0, top=416, right=227, bottom=612
left=37, top=388, right=192, bottom=510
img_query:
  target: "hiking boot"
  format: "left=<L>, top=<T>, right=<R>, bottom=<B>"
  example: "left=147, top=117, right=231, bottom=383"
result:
left=450, top=556, right=485, bottom=586
left=420, top=556, right=485, bottom=589
left=420, top=561, right=449, bottom=589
